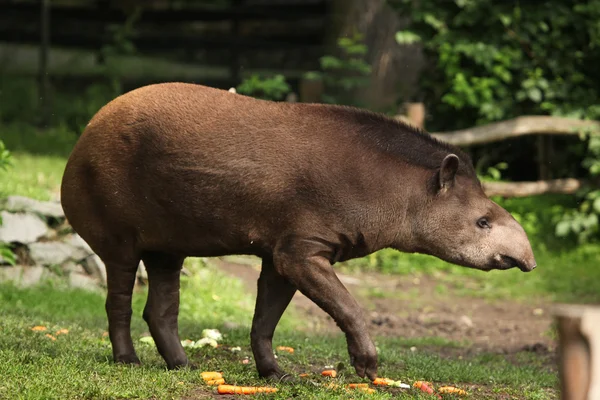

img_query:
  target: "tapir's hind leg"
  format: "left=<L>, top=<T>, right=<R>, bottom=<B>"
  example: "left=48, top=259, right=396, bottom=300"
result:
left=104, top=256, right=141, bottom=365
left=141, top=251, right=189, bottom=370
left=251, top=257, right=297, bottom=381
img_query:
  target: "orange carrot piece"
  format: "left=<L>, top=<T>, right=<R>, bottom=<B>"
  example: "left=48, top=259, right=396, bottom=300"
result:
left=438, top=386, right=467, bottom=396
left=45, top=334, right=57, bottom=341
left=276, top=346, right=294, bottom=354
left=358, top=387, right=376, bottom=394
left=216, top=385, right=277, bottom=395
left=346, top=383, right=369, bottom=389
left=206, top=378, right=225, bottom=386
left=298, top=373, right=310, bottom=378
left=321, top=369, right=337, bottom=377
left=55, top=329, right=69, bottom=335
left=372, top=377, right=395, bottom=386
left=201, top=371, right=223, bottom=381
left=31, top=326, right=47, bottom=331
left=413, top=381, right=434, bottom=394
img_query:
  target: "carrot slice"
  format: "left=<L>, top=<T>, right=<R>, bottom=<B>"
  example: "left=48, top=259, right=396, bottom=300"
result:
left=438, top=386, right=467, bottom=396
left=31, top=326, right=47, bottom=331
left=346, top=383, right=369, bottom=389
left=206, top=378, right=225, bottom=385
left=321, top=369, right=337, bottom=377
left=217, top=385, right=278, bottom=395
left=276, top=346, right=294, bottom=354
left=372, top=377, right=395, bottom=386
left=201, top=371, right=223, bottom=381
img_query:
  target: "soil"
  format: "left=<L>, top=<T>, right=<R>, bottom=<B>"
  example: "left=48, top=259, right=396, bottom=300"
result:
left=213, top=256, right=557, bottom=358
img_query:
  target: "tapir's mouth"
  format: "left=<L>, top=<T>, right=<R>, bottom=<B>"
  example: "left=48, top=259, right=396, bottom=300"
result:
left=496, top=255, right=530, bottom=272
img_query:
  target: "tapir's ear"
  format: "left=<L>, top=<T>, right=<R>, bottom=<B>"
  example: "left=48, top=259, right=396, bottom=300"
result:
left=438, top=154, right=459, bottom=191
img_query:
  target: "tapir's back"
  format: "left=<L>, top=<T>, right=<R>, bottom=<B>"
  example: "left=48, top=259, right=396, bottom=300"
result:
left=61, top=83, right=374, bottom=259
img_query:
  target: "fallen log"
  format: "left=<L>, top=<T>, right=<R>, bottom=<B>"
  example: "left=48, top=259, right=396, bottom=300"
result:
left=430, top=116, right=600, bottom=146
left=482, top=178, right=586, bottom=197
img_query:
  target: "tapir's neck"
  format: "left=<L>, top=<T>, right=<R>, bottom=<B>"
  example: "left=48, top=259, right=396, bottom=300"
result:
left=352, top=162, right=430, bottom=257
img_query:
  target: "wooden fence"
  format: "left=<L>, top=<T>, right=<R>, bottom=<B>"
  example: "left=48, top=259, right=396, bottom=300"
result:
left=396, top=107, right=600, bottom=198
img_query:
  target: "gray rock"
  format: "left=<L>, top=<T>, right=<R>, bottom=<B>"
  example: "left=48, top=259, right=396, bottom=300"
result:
left=0, top=211, right=49, bottom=244
left=3, top=196, right=64, bottom=219
left=29, top=242, right=76, bottom=265
left=83, top=255, right=107, bottom=283
left=0, top=265, right=25, bottom=282
left=64, top=234, right=94, bottom=260
left=0, top=265, right=44, bottom=286
left=69, top=272, right=99, bottom=291
left=21, top=266, right=45, bottom=286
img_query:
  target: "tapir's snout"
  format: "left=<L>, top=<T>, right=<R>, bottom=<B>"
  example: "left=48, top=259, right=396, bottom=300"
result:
left=496, top=215, right=537, bottom=272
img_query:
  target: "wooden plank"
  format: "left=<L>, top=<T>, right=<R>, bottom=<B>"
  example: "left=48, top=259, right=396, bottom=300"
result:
left=0, top=28, right=323, bottom=52
left=0, top=2, right=328, bottom=23
left=482, top=178, right=586, bottom=198
left=430, top=116, right=600, bottom=146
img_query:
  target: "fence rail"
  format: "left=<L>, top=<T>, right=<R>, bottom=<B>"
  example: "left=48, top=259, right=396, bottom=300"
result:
left=396, top=106, right=600, bottom=198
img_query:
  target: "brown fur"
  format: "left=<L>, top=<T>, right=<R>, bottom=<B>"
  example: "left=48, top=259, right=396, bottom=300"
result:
left=61, top=82, right=536, bottom=381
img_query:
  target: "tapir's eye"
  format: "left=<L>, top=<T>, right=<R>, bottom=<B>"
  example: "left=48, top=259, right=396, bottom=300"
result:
left=477, top=218, right=491, bottom=229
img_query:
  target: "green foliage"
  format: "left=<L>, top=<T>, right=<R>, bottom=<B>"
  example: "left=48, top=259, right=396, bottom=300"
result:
left=0, top=139, right=11, bottom=171
left=390, top=0, right=600, bottom=127
left=555, top=130, right=600, bottom=243
left=304, top=31, right=372, bottom=106
left=0, top=140, right=16, bottom=265
left=390, top=0, right=600, bottom=243
left=236, top=74, right=291, bottom=101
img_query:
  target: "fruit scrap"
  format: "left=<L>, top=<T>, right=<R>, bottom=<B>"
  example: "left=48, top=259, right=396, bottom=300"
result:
left=206, top=378, right=226, bottom=386
left=31, top=326, right=47, bottom=332
left=201, top=371, right=223, bottom=381
left=321, top=369, right=337, bottom=378
left=414, top=381, right=434, bottom=394
left=438, top=386, right=467, bottom=396
left=358, top=387, right=376, bottom=394
left=217, top=385, right=278, bottom=395
left=276, top=346, right=294, bottom=354
left=346, top=383, right=369, bottom=389
left=372, top=377, right=396, bottom=386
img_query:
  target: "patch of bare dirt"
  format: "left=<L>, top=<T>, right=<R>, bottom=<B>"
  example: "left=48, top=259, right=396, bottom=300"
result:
left=213, top=256, right=556, bottom=360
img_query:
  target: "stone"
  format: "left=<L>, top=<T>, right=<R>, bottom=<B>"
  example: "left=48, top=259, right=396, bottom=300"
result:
left=459, top=315, right=474, bottom=328
left=64, top=234, right=94, bottom=260
left=0, top=265, right=44, bottom=286
left=28, top=242, right=76, bottom=265
left=3, top=196, right=64, bottom=219
left=0, top=211, right=49, bottom=244
left=69, top=272, right=99, bottom=291
left=20, top=266, right=45, bottom=286
left=83, top=255, right=107, bottom=283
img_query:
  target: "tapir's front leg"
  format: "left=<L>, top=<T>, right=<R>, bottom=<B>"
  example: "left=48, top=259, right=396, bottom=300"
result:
left=273, top=238, right=378, bottom=380
left=251, top=257, right=297, bottom=381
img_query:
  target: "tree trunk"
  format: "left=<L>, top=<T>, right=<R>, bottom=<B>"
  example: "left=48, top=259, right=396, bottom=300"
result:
left=327, top=0, right=424, bottom=110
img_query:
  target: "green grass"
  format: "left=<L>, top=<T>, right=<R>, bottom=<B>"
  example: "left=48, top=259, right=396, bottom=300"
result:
left=0, top=259, right=558, bottom=399
left=0, top=123, right=76, bottom=200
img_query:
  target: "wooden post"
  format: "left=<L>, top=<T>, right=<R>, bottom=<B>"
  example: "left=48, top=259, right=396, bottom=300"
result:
left=554, top=304, right=600, bottom=400
left=404, top=102, right=425, bottom=130
left=230, top=0, right=243, bottom=86
left=39, top=0, right=50, bottom=126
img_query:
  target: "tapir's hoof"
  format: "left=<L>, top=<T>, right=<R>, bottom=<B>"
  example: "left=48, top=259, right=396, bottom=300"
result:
left=115, top=354, right=141, bottom=366
left=262, top=370, right=296, bottom=383
left=167, top=361, right=196, bottom=371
